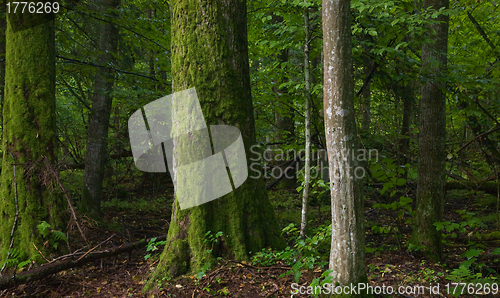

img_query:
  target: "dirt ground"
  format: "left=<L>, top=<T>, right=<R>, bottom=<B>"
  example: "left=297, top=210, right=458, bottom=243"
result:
left=0, top=187, right=497, bottom=298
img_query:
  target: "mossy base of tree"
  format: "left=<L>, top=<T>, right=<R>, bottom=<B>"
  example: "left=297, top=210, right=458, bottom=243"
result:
left=143, top=181, right=285, bottom=292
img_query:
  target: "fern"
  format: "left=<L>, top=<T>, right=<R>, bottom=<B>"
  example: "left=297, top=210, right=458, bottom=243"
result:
left=52, top=230, right=67, bottom=243
left=0, top=258, right=19, bottom=269
left=37, top=221, right=51, bottom=238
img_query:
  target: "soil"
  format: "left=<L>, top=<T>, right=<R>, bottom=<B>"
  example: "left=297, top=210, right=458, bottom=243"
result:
left=0, top=185, right=497, bottom=298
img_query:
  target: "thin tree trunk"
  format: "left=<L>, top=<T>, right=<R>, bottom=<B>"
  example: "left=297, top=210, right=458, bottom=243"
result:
left=411, top=0, right=449, bottom=261
left=323, top=0, right=366, bottom=289
left=398, top=81, right=415, bottom=180
left=81, top=0, right=121, bottom=219
left=361, top=49, right=372, bottom=132
left=300, top=4, right=312, bottom=239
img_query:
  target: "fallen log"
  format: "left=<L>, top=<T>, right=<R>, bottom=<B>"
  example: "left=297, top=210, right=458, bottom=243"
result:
left=445, top=180, right=499, bottom=195
left=0, top=234, right=167, bottom=290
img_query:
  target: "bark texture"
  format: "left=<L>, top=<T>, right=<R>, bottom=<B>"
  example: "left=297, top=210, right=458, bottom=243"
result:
left=323, top=0, right=367, bottom=292
left=0, top=6, right=65, bottom=261
left=145, top=0, right=285, bottom=289
left=410, top=0, right=449, bottom=261
left=81, top=0, right=121, bottom=219
left=300, top=5, right=312, bottom=239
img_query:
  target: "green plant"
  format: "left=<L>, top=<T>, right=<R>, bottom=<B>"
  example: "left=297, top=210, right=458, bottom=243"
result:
left=252, top=223, right=331, bottom=289
left=370, top=158, right=413, bottom=250
left=144, top=237, right=167, bottom=261
left=37, top=221, right=67, bottom=250
left=0, top=248, right=38, bottom=271
left=309, top=269, right=334, bottom=298
left=196, top=231, right=223, bottom=281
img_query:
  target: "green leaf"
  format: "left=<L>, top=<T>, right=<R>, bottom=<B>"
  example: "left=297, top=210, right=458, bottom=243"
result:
left=462, top=248, right=482, bottom=259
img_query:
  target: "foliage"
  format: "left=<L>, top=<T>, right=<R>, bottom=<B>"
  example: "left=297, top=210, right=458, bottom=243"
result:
left=144, top=237, right=167, bottom=261
left=251, top=223, right=331, bottom=296
left=37, top=221, right=68, bottom=250
left=196, top=231, right=224, bottom=281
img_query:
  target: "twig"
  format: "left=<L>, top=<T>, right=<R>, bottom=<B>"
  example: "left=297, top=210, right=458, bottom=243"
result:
left=43, top=156, right=88, bottom=244
left=265, top=283, right=279, bottom=298
left=0, top=154, right=20, bottom=275
left=456, top=125, right=500, bottom=154
left=192, top=260, right=231, bottom=298
left=33, top=243, right=50, bottom=262
left=47, top=246, right=89, bottom=264
left=76, top=234, right=115, bottom=262
left=227, top=260, right=291, bottom=271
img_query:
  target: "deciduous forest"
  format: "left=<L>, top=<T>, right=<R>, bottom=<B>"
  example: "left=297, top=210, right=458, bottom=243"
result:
left=0, top=0, right=499, bottom=297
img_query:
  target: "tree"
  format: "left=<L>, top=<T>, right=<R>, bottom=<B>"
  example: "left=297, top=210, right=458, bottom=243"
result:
left=0, top=2, right=5, bottom=136
left=410, top=0, right=449, bottom=261
left=323, top=0, right=367, bottom=292
left=300, top=3, right=312, bottom=238
left=145, top=0, right=284, bottom=287
left=0, top=5, right=66, bottom=261
left=80, top=0, right=121, bottom=219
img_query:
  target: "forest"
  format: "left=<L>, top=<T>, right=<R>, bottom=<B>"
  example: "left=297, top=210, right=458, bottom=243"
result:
left=0, top=0, right=499, bottom=297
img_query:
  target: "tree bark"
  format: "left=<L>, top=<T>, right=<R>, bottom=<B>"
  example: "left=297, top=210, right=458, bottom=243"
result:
left=397, top=81, right=415, bottom=180
left=0, top=5, right=66, bottom=261
left=410, top=0, right=449, bottom=261
left=323, top=0, right=367, bottom=291
left=273, top=49, right=296, bottom=189
left=300, top=4, right=312, bottom=239
left=81, top=0, right=121, bottom=219
left=361, top=48, right=372, bottom=132
left=0, top=4, right=5, bottom=138
left=144, top=0, right=285, bottom=288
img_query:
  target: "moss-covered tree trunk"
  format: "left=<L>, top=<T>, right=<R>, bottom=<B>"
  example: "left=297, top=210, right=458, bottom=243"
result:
left=145, top=0, right=284, bottom=288
left=0, top=6, right=66, bottom=262
left=410, top=0, right=449, bottom=261
left=323, top=0, right=367, bottom=294
left=81, top=0, right=120, bottom=219
left=0, top=3, right=6, bottom=137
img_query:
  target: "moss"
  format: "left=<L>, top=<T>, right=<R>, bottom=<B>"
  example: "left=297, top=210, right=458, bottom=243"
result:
left=144, top=0, right=284, bottom=291
left=0, top=13, right=66, bottom=262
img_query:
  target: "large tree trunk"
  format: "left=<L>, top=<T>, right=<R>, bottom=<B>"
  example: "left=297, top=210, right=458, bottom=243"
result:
left=323, top=0, right=367, bottom=291
left=81, top=0, right=121, bottom=219
left=144, top=0, right=284, bottom=288
left=0, top=7, right=66, bottom=261
left=410, top=0, right=449, bottom=261
left=0, top=4, right=5, bottom=138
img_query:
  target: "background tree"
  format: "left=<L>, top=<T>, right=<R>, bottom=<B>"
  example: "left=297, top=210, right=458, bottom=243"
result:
left=0, top=5, right=66, bottom=261
left=145, top=0, right=285, bottom=287
left=410, top=0, right=449, bottom=260
left=323, top=0, right=367, bottom=290
left=300, top=3, right=313, bottom=238
left=80, top=0, right=121, bottom=219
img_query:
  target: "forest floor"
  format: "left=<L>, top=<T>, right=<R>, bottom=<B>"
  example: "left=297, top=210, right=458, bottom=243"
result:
left=0, top=181, right=498, bottom=298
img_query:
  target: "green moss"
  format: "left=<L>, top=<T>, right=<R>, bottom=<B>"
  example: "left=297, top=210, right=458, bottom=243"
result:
left=144, top=0, right=284, bottom=291
left=0, top=13, right=66, bottom=262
